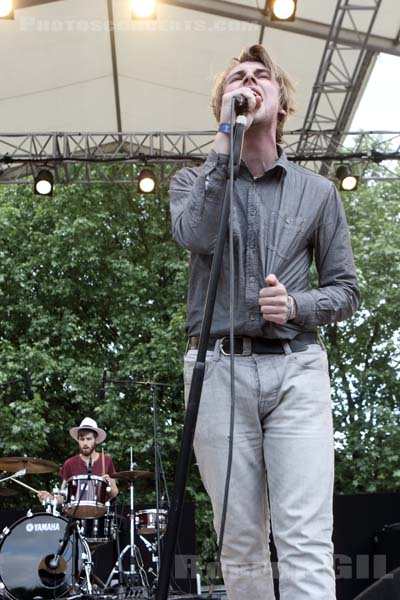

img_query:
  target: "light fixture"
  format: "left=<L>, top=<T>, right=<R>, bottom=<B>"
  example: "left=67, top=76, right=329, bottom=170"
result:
left=131, top=0, right=156, bottom=20
left=0, top=0, right=14, bottom=19
left=269, top=0, right=297, bottom=21
left=34, top=169, right=54, bottom=196
left=138, top=168, right=156, bottom=193
left=336, top=165, right=359, bottom=192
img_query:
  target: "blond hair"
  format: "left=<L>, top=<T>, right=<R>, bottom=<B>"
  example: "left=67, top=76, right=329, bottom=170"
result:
left=210, top=44, right=296, bottom=143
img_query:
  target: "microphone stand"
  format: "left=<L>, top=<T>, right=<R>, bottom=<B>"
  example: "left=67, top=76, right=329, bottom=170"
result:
left=48, top=519, right=77, bottom=570
left=156, top=111, right=247, bottom=600
left=0, top=369, right=34, bottom=400
left=151, top=383, right=162, bottom=581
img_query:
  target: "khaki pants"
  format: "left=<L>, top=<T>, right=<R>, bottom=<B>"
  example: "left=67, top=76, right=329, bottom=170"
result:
left=184, top=342, right=335, bottom=600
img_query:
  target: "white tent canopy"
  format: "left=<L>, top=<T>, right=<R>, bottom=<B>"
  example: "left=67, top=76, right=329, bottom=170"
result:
left=0, top=0, right=399, bottom=181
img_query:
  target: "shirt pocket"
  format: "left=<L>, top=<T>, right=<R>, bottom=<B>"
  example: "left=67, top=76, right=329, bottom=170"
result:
left=268, top=211, right=307, bottom=261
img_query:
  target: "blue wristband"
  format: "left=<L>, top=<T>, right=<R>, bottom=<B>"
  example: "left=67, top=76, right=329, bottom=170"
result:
left=218, top=123, right=232, bottom=134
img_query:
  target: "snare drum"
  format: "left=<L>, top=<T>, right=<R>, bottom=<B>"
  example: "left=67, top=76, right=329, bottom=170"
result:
left=79, top=511, right=115, bottom=546
left=136, top=509, right=167, bottom=535
left=65, top=475, right=107, bottom=518
left=0, top=513, right=82, bottom=600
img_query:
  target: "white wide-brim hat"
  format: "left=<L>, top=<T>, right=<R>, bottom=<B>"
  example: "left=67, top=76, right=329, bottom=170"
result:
left=69, top=417, right=107, bottom=444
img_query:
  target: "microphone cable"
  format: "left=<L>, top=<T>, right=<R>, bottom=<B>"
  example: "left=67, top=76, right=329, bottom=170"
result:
left=207, top=96, right=239, bottom=597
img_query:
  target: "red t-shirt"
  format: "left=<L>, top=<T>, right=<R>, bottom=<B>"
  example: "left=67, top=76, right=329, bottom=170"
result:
left=59, top=454, right=116, bottom=482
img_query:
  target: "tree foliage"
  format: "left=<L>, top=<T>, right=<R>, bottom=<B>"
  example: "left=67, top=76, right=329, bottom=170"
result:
left=327, top=171, right=400, bottom=493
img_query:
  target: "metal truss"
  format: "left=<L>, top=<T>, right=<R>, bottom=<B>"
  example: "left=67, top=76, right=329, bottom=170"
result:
left=0, top=130, right=399, bottom=185
left=161, top=0, right=400, bottom=56
left=296, top=0, right=383, bottom=176
left=13, top=0, right=400, bottom=56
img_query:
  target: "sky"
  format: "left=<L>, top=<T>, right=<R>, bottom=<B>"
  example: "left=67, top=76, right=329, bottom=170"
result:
left=350, top=53, right=399, bottom=132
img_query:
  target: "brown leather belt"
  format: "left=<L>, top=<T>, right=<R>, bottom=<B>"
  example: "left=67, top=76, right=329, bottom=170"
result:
left=188, top=332, right=317, bottom=355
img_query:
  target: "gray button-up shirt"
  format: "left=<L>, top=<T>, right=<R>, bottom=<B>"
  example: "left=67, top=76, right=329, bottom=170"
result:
left=170, top=147, right=360, bottom=340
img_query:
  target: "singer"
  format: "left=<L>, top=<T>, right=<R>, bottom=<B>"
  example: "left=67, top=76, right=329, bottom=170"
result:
left=169, top=45, right=359, bottom=600
left=37, top=417, right=118, bottom=503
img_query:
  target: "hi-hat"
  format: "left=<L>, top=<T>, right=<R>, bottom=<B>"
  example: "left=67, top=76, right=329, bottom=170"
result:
left=0, top=457, right=58, bottom=474
left=111, top=470, right=153, bottom=481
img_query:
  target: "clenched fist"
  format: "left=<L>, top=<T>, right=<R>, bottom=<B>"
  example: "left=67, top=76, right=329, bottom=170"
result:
left=258, top=274, right=295, bottom=325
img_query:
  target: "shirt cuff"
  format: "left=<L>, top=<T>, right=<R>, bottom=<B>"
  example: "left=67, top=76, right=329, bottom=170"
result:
left=203, top=149, right=229, bottom=176
left=290, top=291, right=316, bottom=328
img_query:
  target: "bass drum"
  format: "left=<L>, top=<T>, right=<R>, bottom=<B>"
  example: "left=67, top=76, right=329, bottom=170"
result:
left=0, top=513, right=81, bottom=600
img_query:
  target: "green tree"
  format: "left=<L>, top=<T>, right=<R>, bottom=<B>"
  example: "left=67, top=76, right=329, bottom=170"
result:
left=326, top=173, right=400, bottom=493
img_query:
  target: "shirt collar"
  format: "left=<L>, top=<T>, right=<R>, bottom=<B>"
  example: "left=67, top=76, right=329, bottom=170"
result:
left=240, top=144, right=289, bottom=181
left=275, top=144, right=289, bottom=173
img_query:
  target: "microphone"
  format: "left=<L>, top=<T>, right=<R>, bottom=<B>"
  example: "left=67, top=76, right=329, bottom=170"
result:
left=98, top=369, right=107, bottom=401
left=48, top=531, right=70, bottom=570
left=87, top=455, right=93, bottom=476
left=47, top=518, right=76, bottom=570
left=23, top=369, right=34, bottom=400
left=234, top=94, right=249, bottom=116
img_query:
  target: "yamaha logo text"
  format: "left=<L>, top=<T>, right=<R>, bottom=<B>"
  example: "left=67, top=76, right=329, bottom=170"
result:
left=25, top=522, right=61, bottom=532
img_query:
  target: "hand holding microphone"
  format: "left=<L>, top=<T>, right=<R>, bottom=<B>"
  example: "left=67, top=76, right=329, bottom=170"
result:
left=213, top=86, right=262, bottom=155
left=220, top=87, right=262, bottom=124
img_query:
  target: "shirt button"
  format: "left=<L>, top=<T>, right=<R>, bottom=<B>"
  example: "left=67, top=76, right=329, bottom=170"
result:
left=249, top=276, right=255, bottom=283
left=249, top=313, right=256, bottom=321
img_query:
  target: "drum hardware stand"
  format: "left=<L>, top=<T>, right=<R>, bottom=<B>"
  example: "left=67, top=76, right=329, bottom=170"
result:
left=112, top=500, right=126, bottom=595
left=150, top=383, right=170, bottom=581
left=139, top=534, right=159, bottom=587
left=79, top=528, right=94, bottom=597
left=126, top=447, right=139, bottom=589
left=47, top=517, right=93, bottom=599
left=94, top=375, right=174, bottom=596
left=103, top=448, right=144, bottom=597
left=102, top=377, right=171, bottom=574
left=43, top=484, right=65, bottom=516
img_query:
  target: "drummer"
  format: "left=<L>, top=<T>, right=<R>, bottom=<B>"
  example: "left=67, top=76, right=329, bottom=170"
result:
left=37, top=417, right=118, bottom=504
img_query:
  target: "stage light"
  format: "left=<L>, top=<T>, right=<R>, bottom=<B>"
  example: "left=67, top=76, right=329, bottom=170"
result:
left=269, top=0, right=297, bottom=21
left=336, top=165, right=359, bottom=192
left=131, top=0, right=156, bottom=19
left=138, top=168, right=156, bottom=193
left=34, top=169, right=54, bottom=196
left=0, top=0, right=13, bottom=19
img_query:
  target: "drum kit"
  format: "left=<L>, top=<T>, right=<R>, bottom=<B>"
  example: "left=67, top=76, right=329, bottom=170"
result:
left=0, top=454, right=168, bottom=600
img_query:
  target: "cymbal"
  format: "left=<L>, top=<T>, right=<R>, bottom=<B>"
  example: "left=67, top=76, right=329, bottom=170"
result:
left=0, top=457, right=58, bottom=474
left=0, top=488, right=18, bottom=497
left=111, top=470, right=153, bottom=481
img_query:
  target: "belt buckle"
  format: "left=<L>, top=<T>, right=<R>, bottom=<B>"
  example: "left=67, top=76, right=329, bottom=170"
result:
left=220, top=337, right=252, bottom=356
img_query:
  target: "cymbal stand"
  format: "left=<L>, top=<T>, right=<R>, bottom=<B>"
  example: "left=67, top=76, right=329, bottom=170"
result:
left=150, top=383, right=170, bottom=585
left=105, top=448, right=147, bottom=596
left=126, top=446, right=138, bottom=588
